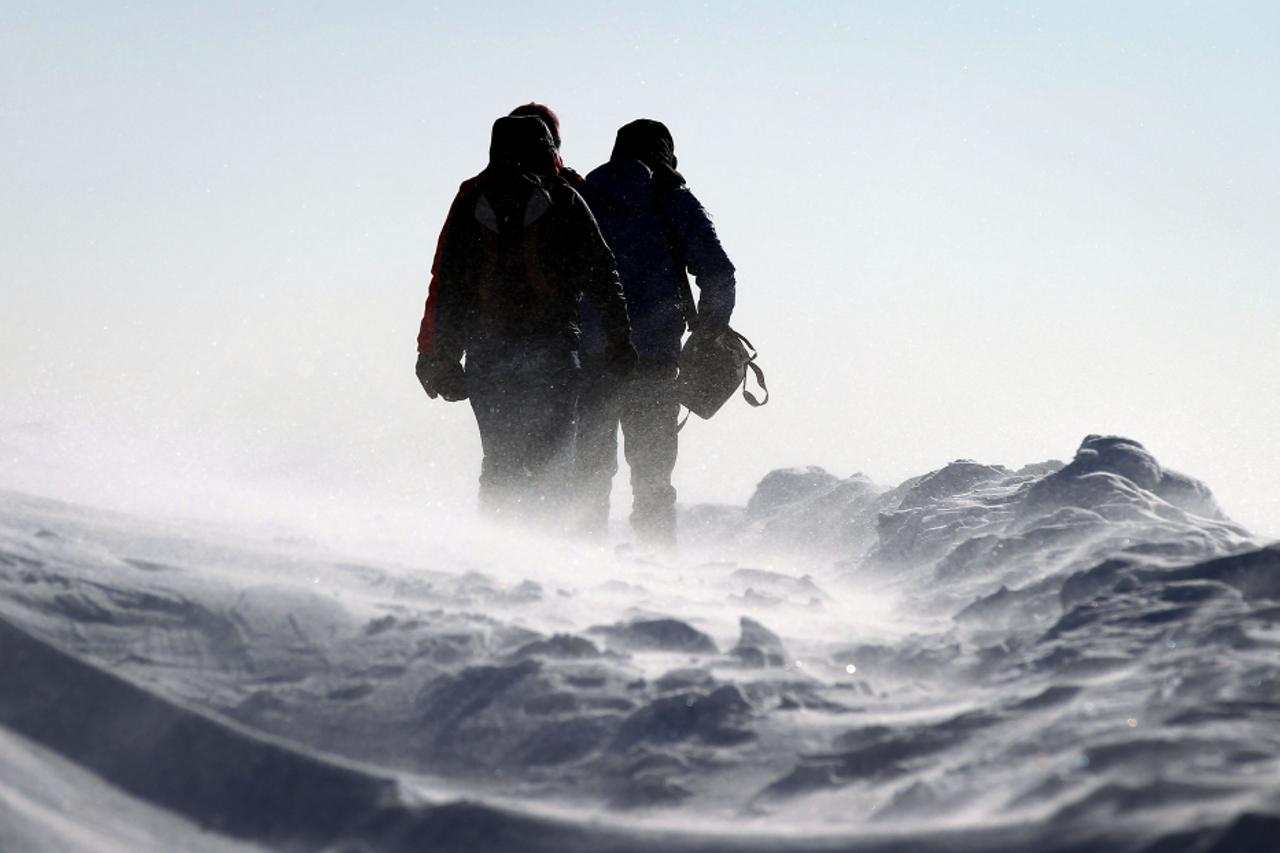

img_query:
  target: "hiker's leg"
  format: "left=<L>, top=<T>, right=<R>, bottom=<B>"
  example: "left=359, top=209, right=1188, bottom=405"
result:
left=467, top=360, right=526, bottom=520
left=572, top=358, right=622, bottom=539
left=621, top=365, right=679, bottom=549
left=519, top=349, right=581, bottom=524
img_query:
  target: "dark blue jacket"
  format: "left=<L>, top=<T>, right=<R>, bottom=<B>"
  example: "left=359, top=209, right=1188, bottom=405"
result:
left=579, top=160, right=735, bottom=364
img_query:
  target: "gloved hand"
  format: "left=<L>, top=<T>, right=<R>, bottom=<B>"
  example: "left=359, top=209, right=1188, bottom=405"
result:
left=690, top=317, right=730, bottom=341
left=415, top=353, right=468, bottom=402
left=434, top=360, right=468, bottom=401
left=605, top=339, right=639, bottom=379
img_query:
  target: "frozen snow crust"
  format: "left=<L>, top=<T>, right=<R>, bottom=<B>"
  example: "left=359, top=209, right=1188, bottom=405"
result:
left=2, top=435, right=1278, bottom=852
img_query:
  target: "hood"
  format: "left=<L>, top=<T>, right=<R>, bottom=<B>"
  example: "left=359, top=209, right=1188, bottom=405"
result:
left=612, top=119, right=675, bottom=172
left=508, top=102, right=562, bottom=148
left=610, top=119, right=685, bottom=191
left=585, top=159, right=656, bottom=209
left=488, top=115, right=557, bottom=176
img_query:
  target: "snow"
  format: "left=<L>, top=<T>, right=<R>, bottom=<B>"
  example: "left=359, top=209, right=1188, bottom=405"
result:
left=1, top=435, right=1278, bottom=851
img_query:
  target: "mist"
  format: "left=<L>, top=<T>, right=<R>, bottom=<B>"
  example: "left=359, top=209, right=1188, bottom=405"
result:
left=3, top=1, right=1277, bottom=537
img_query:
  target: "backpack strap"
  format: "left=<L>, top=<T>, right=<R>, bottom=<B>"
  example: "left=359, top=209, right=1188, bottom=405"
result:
left=743, top=361, right=769, bottom=407
left=734, top=331, right=768, bottom=407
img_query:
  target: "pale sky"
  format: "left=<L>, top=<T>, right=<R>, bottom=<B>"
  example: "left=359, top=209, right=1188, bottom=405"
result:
left=2, top=1, right=1277, bottom=535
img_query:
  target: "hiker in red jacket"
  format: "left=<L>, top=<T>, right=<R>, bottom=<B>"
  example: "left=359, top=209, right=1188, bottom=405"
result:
left=416, top=104, right=583, bottom=359
left=415, top=113, right=635, bottom=521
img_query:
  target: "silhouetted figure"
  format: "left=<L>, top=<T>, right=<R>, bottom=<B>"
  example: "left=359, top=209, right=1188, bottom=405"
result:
left=575, top=119, right=736, bottom=548
left=416, top=115, right=635, bottom=520
left=417, top=104, right=582, bottom=366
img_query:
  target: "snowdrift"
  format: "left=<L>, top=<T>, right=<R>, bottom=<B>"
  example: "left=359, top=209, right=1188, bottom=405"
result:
left=1, top=435, right=1278, bottom=852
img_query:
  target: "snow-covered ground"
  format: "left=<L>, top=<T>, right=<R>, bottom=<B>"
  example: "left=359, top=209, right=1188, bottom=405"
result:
left=1, top=435, right=1278, bottom=852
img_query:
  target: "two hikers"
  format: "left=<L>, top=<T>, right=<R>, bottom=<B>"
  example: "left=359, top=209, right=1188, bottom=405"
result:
left=417, top=108, right=736, bottom=547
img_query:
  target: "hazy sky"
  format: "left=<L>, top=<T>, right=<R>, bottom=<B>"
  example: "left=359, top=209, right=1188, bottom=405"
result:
left=2, top=1, right=1277, bottom=535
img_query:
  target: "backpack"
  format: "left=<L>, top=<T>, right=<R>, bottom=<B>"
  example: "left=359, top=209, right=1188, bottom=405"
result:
left=676, top=326, right=768, bottom=421
left=469, top=177, right=563, bottom=337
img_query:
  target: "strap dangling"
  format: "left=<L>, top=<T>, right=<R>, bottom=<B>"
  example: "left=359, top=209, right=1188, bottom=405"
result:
left=742, top=362, right=769, bottom=407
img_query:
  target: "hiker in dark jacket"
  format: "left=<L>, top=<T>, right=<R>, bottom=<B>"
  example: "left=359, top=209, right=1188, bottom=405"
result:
left=574, top=119, right=736, bottom=547
left=416, top=115, right=635, bottom=520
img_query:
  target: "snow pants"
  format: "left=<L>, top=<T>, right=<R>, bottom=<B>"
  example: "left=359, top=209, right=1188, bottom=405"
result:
left=466, top=344, right=579, bottom=523
left=573, top=358, right=679, bottom=547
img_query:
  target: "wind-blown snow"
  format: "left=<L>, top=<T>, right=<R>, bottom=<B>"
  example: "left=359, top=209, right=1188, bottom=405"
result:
left=1, top=435, right=1278, bottom=852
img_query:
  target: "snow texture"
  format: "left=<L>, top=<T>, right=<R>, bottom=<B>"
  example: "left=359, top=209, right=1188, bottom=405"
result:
left=1, top=434, right=1278, bottom=852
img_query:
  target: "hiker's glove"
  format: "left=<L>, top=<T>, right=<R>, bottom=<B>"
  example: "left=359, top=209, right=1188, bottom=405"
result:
left=692, top=317, right=730, bottom=338
left=433, top=361, right=468, bottom=402
left=416, top=354, right=468, bottom=402
left=415, top=353, right=437, bottom=399
left=605, top=340, right=639, bottom=379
